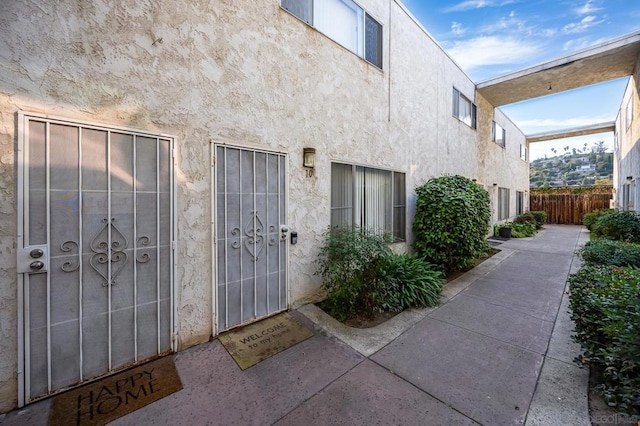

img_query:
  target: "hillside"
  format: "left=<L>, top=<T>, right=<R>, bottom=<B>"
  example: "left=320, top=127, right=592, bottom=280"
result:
left=530, top=150, right=613, bottom=188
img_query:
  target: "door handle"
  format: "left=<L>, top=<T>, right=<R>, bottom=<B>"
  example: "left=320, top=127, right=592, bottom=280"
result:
left=30, top=261, right=45, bottom=271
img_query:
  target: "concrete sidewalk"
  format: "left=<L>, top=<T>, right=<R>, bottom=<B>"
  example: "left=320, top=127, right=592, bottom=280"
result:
left=1, top=225, right=588, bottom=426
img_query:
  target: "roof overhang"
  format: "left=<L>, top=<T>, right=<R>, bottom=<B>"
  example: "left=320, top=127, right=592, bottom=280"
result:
left=477, top=32, right=640, bottom=106
left=526, top=121, right=615, bottom=143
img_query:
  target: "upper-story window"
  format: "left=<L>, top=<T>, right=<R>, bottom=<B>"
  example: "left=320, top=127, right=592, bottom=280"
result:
left=492, top=121, right=505, bottom=147
left=520, top=144, right=528, bottom=161
left=452, top=88, right=477, bottom=129
left=281, top=0, right=383, bottom=69
left=626, top=98, right=633, bottom=129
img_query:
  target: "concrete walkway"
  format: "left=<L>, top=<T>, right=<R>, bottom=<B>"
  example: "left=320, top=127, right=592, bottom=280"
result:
left=1, top=225, right=589, bottom=426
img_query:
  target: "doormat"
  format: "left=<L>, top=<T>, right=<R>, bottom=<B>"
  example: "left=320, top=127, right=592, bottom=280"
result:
left=48, top=356, right=182, bottom=426
left=219, top=312, right=314, bottom=370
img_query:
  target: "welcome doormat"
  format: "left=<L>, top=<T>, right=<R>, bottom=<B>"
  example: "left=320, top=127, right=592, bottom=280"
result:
left=48, top=356, right=183, bottom=426
left=219, top=312, right=314, bottom=370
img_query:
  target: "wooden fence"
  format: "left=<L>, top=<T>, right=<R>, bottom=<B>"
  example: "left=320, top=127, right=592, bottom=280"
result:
left=529, top=192, right=613, bottom=225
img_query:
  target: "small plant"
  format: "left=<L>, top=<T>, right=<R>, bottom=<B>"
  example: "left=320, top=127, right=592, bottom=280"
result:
left=579, top=239, right=640, bottom=267
left=379, top=254, right=444, bottom=312
left=315, top=227, right=391, bottom=321
left=501, top=221, right=536, bottom=238
left=568, top=265, right=640, bottom=414
left=413, top=175, right=491, bottom=272
left=529, top=211, right=547, bottom=229
left=591, top=210, right=640, bottom=242
left=514, top=212, right=536, bottom=225
left=315, top=228, right=444, bottom=321
left=583, top=208, right=613, bottom=230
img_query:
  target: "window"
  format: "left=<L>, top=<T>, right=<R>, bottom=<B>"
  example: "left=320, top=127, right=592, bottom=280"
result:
left=452, top=88, right=477, bottom=129
left=520, top=144, right=528, bottom=161
left=281, top=0, right=383, bottom=69
left=623, top=181, right=635, bottom=211
left=331, top=163, right=406, bottom=241
left=626, top=98, right=633, bottom=129
left=492, top=121, right=505, bottom=147
left=516, top=191, right=524, bottom=215
left=498, top=187, right=510, bottom=220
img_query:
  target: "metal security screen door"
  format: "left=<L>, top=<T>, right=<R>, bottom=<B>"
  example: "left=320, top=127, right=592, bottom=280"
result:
left=215, top=145, right=288, bottom=331
left=17, top=113, right=175, bottom=405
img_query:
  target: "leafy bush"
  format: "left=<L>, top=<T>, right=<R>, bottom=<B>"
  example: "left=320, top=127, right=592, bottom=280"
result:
left=379, top=254, right=444, bottom=312
left=591, top=210, right=640, bottom=242
left=315, top=228, right=443, bottom=321
left=501, top=221, right=537, bottom=238
left=413, top=175, right=491, bottom=272
left=529, top=211, right=547, bottom=229
left=579, top=239, right=640, bottom=267
left=568, top=265, right=640, bottom=414
left=514, top=212, right=536, bottom=225
left=315, top=227, right=391, bottom=321
left=583, top=208, right=613, bottom=230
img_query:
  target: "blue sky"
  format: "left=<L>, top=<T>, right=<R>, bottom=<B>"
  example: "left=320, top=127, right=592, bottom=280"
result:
left=399, top=0, right=640, bottom=159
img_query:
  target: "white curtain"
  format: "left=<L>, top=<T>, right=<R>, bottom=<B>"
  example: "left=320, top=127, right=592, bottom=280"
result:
left=355, top=167, right=391, bottom=233
left=315, top=0, right=364, bottom=56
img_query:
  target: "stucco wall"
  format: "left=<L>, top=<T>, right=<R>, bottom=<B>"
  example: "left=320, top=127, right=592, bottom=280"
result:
left=614, top=53, right=640, bottom=209
left=0, top=0, right=529, bottom=412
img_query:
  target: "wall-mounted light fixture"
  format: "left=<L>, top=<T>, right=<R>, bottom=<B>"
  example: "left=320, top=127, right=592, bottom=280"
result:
left=493, top=183, right=498, bottom=187
left=627, top=176, right=633, bottom=181
left=303, top=148, right=316, bottom=168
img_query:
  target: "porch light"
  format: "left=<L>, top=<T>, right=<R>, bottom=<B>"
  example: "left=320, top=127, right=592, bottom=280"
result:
left=303, top=148, right=316, bottom=168
left=627, top=176, right=633, bottom=181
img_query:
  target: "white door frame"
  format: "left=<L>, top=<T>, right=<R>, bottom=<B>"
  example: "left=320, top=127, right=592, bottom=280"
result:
left=16, top=111, right=178, bottom=406
left=211, top=142, right=290, bottom=335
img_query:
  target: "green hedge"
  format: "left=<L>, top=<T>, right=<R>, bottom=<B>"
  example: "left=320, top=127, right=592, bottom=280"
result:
left=591, top=210, right=640, bottom=242
left=529, top=211, right=547, bottom=229
left=315, top=228, right=443, bottom=321
left=579, top=239, right=640, bottom=267
left=413, top=175, right=491, bottom=272
left=568, top=265, right=640, bottom=414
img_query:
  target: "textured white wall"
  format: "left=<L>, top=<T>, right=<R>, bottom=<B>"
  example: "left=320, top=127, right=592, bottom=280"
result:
left=614, top=55, right=640, bottom=208
left=0, top=0, right=529, bottom=411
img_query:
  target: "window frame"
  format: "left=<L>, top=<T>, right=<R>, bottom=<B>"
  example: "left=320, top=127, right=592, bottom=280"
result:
left=520, top=144, right=528, bottom=161
left=280, top=0, right=384, bottom=70
left=516, top=191, right=524, bottom=216
left=492, top=121, right=506, bottom=147
left=626, top=98, right=633, bottom=130
left=330, top=162, right=406, bottom=241
left=452, top=87, right=477, bottom=129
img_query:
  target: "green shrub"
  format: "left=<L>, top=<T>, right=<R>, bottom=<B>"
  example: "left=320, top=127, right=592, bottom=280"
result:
left=591, top=210, right=640, bottom=242
left=315, top=228, right=444, bottom=321
left=515, top=213, right=536, bottom=225
left=568, top=265, right=640, bottom=414
left=529, top=211, right=547, bottom=229
left=583, top=208, right=613, bottom=230
left=502, top=221, right=537, bottom=238
left=579, top=239, right=640, bottom=267
left=413, top=175, right=491, bottom=272
left=315, top=227, right=391, bottom=321
left=379, top=254, right=444, bottom=312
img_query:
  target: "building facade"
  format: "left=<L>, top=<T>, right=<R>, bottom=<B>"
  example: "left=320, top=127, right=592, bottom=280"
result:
left=0, top=0, right=529, bottom=411
left=614, top=54, right=640, bottom=210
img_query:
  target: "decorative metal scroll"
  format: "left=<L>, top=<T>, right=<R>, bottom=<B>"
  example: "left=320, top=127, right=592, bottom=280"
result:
left=60, top=241, right=80, bottom=272
left=89, top=218, right=128, bottom=286
left=230, top=211, right=277, bottom=261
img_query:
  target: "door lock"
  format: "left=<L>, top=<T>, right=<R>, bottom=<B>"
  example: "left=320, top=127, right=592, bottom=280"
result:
left=18, top=245, right=49, bottom=274
left=280, top=225, right=289, bottom=241
left=30, top=248, right=44, bottom=258
left=30, top=261, right=45, bottom=271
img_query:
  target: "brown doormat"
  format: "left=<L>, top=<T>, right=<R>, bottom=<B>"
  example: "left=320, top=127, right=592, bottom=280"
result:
left=219, top=312, right=314, bottom=370
left=48, top=355, right=182, bottom=426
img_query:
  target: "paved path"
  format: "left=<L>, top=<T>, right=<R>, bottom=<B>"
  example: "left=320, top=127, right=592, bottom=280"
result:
left=0, top=225, right=588, bottom=426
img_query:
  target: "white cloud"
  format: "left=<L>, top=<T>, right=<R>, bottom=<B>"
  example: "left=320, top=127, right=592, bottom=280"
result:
left=518, top=116, right=614, bottom=130
left=451, top=21, right=467, bottom=36
left=562, top=15, right=604, bottom=34
left=443, top=0, right=517, bottom=13
left=576, top=0, right=602, bottom=15
left=447, top=36, right=539, bottom=70
left=562, top=36, right=608, bottom=51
